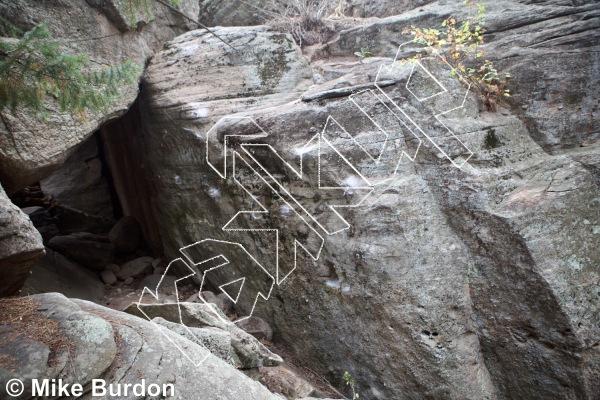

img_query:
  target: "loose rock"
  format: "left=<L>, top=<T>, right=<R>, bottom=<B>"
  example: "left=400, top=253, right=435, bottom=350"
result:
left=116, top=256, right=153, bottom=280
left=48, top=235, right=115, bottom=271
left=236, top=316, right=273, bottom=342
left=108, top=216, right=141, bottom=253
left=100, top=270, right=117, bottom=285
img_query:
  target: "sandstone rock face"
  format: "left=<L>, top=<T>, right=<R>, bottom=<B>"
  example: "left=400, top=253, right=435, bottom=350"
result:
left=144, top=25, right=312, bottom=131
left=0, top=0, right=200, bottom=194
left=318, top=1, right=600, bottom=152
left=0, top=293, right=282, bottom=399
left=195, top=0, right=435, bottom=27
left=133, top=2, right=599, bottom=398
left=0, top=184, right=45, bottom=296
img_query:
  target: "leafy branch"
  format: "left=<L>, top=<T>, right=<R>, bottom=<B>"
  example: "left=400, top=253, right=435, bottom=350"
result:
left=354, top=47, right=373, bottom=61
left=404, top=1, right=511, bottom=111
left=343, top=371, right=359, bottom=400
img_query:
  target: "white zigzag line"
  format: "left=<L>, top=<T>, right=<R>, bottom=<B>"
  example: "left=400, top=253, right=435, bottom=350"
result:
left=136, top=258, right=212, bottom=367
left=223, top=151, right=325, bottom=285
left=135, top=39, right=478, bottom=367
left=240, top=142, right=374, bottom=236
left=374, top=40, right=474, bottom=169
left=179, top=238, right=275, bottom=324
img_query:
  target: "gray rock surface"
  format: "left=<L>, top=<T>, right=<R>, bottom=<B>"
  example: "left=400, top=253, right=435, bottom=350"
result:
left=195, top=0, right=428, bottom=27
left=126, top=302, right=284, bottom=369
left=116, top=256, right=154, bottom=280
left=217, top=291, right=235, bottom=313
left=100, top=270, right=117, bottom=285
left=237, top=315, right=274, bottom=341
left=0, top=184, right=45, bottom=296
left=318, top=1, right=600, bottom=151
left=0, top=0, right=200, bottom=194
left=201, top=290, right=226, bottom=310
left=39, top=136, right=114, bottom=219
left=139, top=274, right=178, bottom=294
left=198, top=0, right=272, bottom=26
left=108, top=215, right=141, bottom=253
left=152, top=316, right=236, bottom=365
left=344, top=0, right=438, bottom=17
left=21, top=247, right=106, bottom=302
left=0, top=293, right=116, bottom=399
left=132, top=3, right=600, bottom=398
left=0, top=293, right=283, bottom=399
left=105, top=263, right=120, bottom=273
left=143, top=25, right=312, bottom=140
left=1, top=1, right=597, bottom=399
left=48, top=235, right=115, bottom=271
left=260, top=366, right=317, bottom=399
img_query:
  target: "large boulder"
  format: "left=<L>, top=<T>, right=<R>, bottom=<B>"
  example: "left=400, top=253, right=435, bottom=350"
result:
left=0, top=184, right=45, bottom=296
left=145, top=25, right=312, bottom=130
left=48, top=235, right=115, bottom=271
left=125, top=302, right=284, bottom=369
left=0, top=293, right=282, bottom=399
left=130, top=3, right=599, bottom=398
left=109, top=215, right=141, bottom=253
left=39, top=136, right=114, bottom=219
left=0, top=0, right=200, bottom=194
left=21, top=247, right=106, bottom=302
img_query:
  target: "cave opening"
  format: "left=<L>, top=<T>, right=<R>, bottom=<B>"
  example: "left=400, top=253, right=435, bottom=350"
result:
left=7, top=98, right=166, bottom=305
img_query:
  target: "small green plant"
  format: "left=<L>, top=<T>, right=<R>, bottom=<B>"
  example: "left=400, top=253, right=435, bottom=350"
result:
left=354, top=47, right=373, bottom=60
left=404, top=1, right=511, bottom=111
left=484, top=129, right=500, bottom=149
left=343, top=371, right=359, bottom=399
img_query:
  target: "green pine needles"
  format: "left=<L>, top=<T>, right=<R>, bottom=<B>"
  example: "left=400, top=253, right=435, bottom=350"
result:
left=0, top=23, right=141, bottom=117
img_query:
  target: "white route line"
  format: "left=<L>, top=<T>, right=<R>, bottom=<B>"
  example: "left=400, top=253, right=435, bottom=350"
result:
left=223, top=151, right=325, bottom=285
left=179, top=238, right=275, bottom=324
left=374, top=40, right=474, bottom=169
left=135, top=38, right=478, bottom=367
left=136, top=258, right=213, bottom=367
left=240, top=142, right=374, bottom=236
left=348, top=88, right=423, bottom=189
left=206, top=116, right=268, bottom=179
